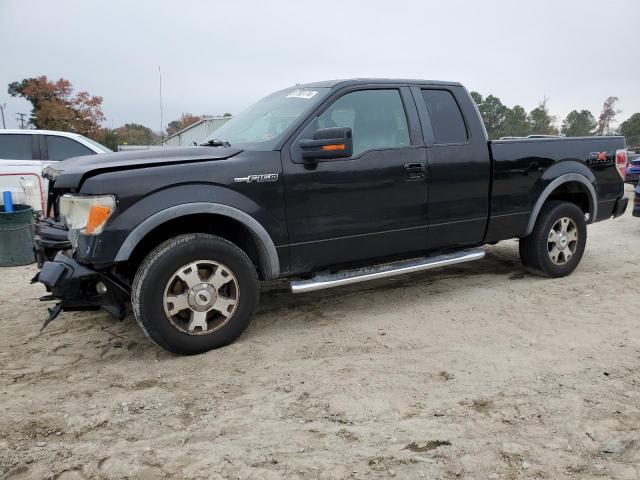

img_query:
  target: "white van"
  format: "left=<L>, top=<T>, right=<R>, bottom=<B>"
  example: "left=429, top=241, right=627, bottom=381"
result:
left=0, top=130, right=111, bottom=213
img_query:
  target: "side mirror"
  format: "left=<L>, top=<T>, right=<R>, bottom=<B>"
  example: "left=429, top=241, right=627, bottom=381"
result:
left=299, top=127, right=353, bottom=162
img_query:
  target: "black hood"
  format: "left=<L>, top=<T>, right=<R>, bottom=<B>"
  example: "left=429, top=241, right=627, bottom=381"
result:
left=47, top=146, right=243, bottom=189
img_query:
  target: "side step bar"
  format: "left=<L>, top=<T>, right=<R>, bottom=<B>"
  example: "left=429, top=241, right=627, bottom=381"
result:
left=290, top=248, right=485, bottom=293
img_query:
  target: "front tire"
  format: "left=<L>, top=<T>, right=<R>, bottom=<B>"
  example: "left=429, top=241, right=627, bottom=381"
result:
left=131, top=234, right=259, bottom=354
left=519, top=201, right=587, bottom=278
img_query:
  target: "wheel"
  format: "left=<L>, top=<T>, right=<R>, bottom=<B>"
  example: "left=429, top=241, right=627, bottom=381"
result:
left=131, top=233, right=259, bottom=354
left=519, top=200, right=587, bottom=278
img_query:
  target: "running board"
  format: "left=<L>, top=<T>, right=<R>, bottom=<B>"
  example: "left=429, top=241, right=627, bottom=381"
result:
left=290, top=248, right=485, bottom=293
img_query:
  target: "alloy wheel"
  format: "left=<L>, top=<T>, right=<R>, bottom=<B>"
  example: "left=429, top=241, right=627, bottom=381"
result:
left=163, top=260, right=240, bottom=335
left=547, top=217, right=578, bottom=265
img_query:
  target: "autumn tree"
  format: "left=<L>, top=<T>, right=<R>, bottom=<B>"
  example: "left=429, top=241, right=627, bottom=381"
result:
left=561, top=110, right=597, bottom=137
left=528, top=98, right=558, bottom=135
left=166, top=113, right=202, bottom=136
left=98, top=128, right=118, bottom=151
left=8, top=76, right=104, bottom=139
left=619, top=113, right=640, bottom=148
left=595, top=96, right=620, bottom=135
left=114, top=123, right=160, bottom=145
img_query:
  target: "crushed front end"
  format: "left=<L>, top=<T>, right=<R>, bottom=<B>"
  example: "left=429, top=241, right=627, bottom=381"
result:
left=33, top=252, right=130, bottom=326
left=33, top=170, right=129, bottom=327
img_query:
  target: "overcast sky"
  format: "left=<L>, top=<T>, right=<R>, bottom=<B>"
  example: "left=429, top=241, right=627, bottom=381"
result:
left=1, top=0, right=638, bottom=132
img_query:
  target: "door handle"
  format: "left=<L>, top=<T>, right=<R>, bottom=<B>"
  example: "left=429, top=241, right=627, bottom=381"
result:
left=404, top=163, right=426, bottom=181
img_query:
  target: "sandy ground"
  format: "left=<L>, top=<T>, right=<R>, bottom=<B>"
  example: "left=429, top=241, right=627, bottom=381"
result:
left=1, top=187, right=639, bottom=480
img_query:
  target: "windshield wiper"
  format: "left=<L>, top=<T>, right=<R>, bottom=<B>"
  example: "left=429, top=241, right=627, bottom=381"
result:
left=201, top=139, right=231, bottom=147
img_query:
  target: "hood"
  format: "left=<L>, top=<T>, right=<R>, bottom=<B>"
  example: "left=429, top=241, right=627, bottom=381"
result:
left=47, top=146, right=243, bottom=189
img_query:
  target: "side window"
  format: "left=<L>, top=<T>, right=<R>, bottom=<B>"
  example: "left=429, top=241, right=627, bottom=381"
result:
left=421, top=89, right=468, bottom=144
left=309, top=89, right=410, bottom=156
left=0, top=134, right=33, bottom=160
left=45, top=135, right=93, bottom=161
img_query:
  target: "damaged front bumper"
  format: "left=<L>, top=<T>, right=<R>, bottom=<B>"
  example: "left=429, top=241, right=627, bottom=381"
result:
left=33, top=218, right=72, bottom=268
left=33, top=252, right=130, bottom=327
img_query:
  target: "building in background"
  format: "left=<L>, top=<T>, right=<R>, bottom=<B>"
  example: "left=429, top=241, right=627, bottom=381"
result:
left=118, top=145, right=165, bottom=152
left=160, top=116, right=231, bottom=147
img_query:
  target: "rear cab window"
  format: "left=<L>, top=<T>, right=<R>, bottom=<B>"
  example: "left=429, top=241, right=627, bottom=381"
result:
left=45, top=135, right=94, bottom=161
left=0, top=134, right=34, bottom=160
left=421, top=89, right=468, bottom=144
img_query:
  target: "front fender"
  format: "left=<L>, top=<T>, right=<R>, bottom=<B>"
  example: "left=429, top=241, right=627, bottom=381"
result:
left=76, top=180, right=285, bottom=279
left=114, top=202, right=280, bottom=279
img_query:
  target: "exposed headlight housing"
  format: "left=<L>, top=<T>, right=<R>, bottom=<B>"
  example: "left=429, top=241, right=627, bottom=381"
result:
left=59, top=194, right=116, bottom=243
left=42, top=165, right=62, bottom=181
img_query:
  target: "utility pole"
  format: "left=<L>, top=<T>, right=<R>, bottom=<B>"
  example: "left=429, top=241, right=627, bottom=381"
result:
left=16, top=112, right=27, bottom=129
left=0, top=104, right=6, bottom=129
left=159, top=66, right=164, bottom=143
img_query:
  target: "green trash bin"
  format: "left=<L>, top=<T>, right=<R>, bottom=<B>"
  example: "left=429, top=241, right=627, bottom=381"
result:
left=0, top=204, right=36, bottom=266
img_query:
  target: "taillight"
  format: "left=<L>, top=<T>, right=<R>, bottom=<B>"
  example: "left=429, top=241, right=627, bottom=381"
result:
left=615, top=149, right=628, bottom=180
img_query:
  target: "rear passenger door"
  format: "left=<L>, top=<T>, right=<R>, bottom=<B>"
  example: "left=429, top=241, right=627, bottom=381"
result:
left=42, top=135, right=94, bottom=161
left=412, top=86, right=491, bottom=250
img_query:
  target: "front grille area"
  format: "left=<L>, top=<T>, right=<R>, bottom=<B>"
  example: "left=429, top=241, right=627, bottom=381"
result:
left=67, top=228, right=80, bottom=249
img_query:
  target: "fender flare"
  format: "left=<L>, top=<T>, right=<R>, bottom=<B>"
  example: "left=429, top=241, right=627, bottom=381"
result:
left=525, top=173, right=597, bottom=236
left=114, top=202, right=280, bottom=279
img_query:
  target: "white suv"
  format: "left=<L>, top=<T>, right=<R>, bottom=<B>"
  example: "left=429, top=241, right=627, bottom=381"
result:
left=0, top=129, right=111, bottom=213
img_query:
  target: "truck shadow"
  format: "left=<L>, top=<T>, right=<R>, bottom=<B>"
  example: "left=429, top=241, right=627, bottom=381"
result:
left=247, top=242, right=533, bottom=335
left=57, top=243, right=530, bottom=355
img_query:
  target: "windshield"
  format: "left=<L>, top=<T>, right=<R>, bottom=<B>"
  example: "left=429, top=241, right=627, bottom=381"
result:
left=204, top=87, right=330, bottom=148
left=79, top=136, right=113, bottom=153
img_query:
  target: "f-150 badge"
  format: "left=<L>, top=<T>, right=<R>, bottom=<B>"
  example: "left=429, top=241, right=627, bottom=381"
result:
left=234, top=174, right=279, bottom=183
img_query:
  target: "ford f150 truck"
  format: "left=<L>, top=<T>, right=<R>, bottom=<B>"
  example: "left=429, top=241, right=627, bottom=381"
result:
left=34, top=79, right=629, bottom=354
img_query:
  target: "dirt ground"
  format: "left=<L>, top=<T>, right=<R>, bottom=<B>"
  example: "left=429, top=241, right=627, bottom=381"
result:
left=1, top=187, right=639, bottom=480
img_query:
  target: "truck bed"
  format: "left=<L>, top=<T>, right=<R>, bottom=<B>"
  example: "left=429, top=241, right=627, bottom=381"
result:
left=485, top=136, right=626, bottom=243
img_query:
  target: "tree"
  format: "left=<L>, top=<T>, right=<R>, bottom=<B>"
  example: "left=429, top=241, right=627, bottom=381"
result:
left=469, top=91, right=483, bottom=106
left=166, top=113, right=201, bottom=136
left=98, top=128, right=118, bottom=151
left=503, top=105, right=530, bottom=137
left=619, top=113, right=640, bottom=149
left=114, top=123, right=160, bottom=145
left=561, top=110, right=597, bottom=137
left=8, top=76, right=104, bottom=139
left=596, top=96, right=620, bottom=135
left=471, top=92, right=509, bottom=139
left=529, top=98, right=558, bottom=135
left=223, top=112, right=232, bottom=118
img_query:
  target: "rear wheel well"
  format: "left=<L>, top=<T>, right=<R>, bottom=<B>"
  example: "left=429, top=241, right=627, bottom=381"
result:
left=118, top=213, right=263, bottom=281
left=545, top=181, right=592, bottom=218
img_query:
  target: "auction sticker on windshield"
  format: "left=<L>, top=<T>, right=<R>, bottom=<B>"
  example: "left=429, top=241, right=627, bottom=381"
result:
left=286, top=89, right=318, bottom=99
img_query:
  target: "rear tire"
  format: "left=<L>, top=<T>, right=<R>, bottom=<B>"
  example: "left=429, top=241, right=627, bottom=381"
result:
left=131, top=233, right=259, bottom=354
left=519, top=201, right=587, bottom=278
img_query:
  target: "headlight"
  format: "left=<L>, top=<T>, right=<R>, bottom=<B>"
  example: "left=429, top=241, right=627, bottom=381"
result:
left=59, top=194, right=116, bottom=236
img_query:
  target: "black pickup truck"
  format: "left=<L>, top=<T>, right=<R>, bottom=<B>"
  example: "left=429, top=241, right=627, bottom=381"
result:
left=34, top=79, right=629, bottom=354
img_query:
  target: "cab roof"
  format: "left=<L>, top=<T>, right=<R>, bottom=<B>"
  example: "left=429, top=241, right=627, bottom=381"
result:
left=299, top=78, right=462, bottom=89
left=0, top=129, right=86, bottom=138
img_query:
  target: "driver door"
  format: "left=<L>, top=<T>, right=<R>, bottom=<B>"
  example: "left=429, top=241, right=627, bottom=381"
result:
left=282, top=86, right=429, bottom=274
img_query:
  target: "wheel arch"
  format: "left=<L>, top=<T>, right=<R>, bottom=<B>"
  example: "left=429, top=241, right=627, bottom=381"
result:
left=115, top=203, right=280, bottom=280
left=525, top=173, right=597, bottom=236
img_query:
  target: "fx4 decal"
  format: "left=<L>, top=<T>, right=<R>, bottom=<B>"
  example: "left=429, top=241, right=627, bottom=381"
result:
left=586, top=151, right=614, bottom=169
